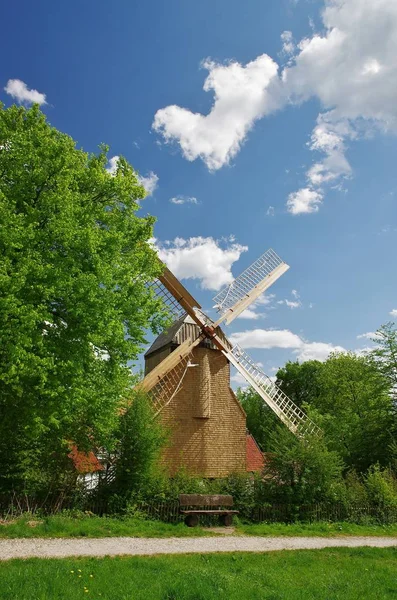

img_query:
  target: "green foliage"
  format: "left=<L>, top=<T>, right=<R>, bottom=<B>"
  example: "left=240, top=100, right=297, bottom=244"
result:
left=263, top=427, right=344, bottom=505
left=369, top=322, right=397, bottom=399
left=276, top=360, right=323, bottom=407
left=237, top=387, right=278, bottom=451
left=314, top=353, right=394, bottom=471
left=338, top=470, right=369, bottom=505
left=365, top=465, right=397, bottom=508
left=0, top=104, right=167, bottom=495
left=111, top=390, right=167, bottom=501
left=274, top=353, right=395, bottom=472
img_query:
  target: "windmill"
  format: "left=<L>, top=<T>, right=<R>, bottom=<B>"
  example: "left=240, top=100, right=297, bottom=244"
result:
left=140, top=248, right=320, bottom=477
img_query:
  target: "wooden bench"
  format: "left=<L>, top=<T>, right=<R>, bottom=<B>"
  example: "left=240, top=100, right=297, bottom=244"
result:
left=179, top=494, right=239, bottom=527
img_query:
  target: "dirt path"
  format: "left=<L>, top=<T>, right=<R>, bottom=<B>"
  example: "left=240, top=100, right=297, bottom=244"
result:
left=0, top=536, right=396, bottom=560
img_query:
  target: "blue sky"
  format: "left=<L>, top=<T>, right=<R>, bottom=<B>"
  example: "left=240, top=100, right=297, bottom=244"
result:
left=2, top=0, right=397, bottom=379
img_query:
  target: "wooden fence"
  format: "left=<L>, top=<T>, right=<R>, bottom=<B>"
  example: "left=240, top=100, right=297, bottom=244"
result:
left=1, top=494, right=396, bottom=524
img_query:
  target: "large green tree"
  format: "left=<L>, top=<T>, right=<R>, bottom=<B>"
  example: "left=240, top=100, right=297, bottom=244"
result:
left=238, top=361, right=324, bottom=452
left=369, top=322, right=397, bottom=401
left=313, top=353, right=394, bottom=471
left=0, top=104, right=166, bottom=493
left=237, top=387, right=279, bottom=452
left=275, top=360, right=323, bottom=408
left=242, top=352, right=394, bottom=473
left=276, top=353, right=395, bottom=472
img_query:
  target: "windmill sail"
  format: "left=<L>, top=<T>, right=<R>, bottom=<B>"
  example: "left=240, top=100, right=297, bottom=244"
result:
left=140, top=336, right=203, bottom=415
left=223, top=343, right=320, bottom=438
left=140, top=337, right=202, bottom=394
left=148, top=278, right=187, bottom=321
left=213, top=249, right=289, bottom=325
left=143, top=252, right=321, bottom=440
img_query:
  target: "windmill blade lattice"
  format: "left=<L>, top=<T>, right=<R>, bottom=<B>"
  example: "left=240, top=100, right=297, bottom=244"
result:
left=224, top=343, right=320, bottom=438
left=148, top=351, right=194, bottom=416
left=148, top=279, right=187, bottom=321
left=213, top=248, right=289, bottom=325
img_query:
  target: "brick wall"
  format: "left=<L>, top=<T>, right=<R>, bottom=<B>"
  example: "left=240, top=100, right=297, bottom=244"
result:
left=152, top=346, right=247, bottom=478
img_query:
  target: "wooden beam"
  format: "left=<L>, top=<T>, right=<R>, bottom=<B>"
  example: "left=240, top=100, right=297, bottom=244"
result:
left=139, top=336, right=203, bottom=392
left=214, top=262, right=290, bottom=326
left=159, top=266, right=201, bottom=310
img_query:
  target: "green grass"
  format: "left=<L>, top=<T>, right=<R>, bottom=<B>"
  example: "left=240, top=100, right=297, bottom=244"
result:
left=1, top=514, right=397, bottom=539
left=0, top=548, right=396, bottom=599
left=239, top=520, right=397, bottom=537
left=0, top=515, right=212, bottom=539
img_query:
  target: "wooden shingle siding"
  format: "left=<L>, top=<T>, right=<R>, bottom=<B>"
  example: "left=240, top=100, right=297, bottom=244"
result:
left=156, top=347, right=247, bottom=478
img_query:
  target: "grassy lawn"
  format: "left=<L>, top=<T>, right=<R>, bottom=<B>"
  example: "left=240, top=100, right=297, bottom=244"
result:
left=0, top=548, right=396, bottom=599
left=0, top=514, right=397, bottom=538
left=239, top=521, right=397, bottom=537
left=0, top=515, right=211, bottom=539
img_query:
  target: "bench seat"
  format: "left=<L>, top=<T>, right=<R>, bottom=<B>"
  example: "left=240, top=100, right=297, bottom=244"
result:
left=180, top=509, right=239, bottom=514
left=179, top=494, right=238, bottom=527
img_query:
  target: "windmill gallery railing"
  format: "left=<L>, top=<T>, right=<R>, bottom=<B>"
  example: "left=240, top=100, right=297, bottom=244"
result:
left=226, top=344, right=321, bottom=438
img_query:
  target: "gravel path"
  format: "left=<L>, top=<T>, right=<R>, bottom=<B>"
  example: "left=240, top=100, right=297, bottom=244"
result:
left=0, top=536, right=396, bottom=561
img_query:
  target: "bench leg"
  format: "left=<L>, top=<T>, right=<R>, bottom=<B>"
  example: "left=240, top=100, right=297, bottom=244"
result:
left=220, top=514, right=233, bottom=527
left=185, top=514, right=199, bottom=527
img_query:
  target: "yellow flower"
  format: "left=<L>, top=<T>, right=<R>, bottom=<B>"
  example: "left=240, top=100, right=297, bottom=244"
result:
left=90, top=575, right=93, bottom=578
left=70, top=570, right=74, bottom=573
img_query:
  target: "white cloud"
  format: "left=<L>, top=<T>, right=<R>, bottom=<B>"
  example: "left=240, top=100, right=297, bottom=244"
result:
left=170, top=196, right=199, bottom=205
left=294, top=341, right=345, bottom=362
left=281, top=31, right=295, bottom=56
left=278, top=290, right=302, bottom=309
left=288, top=115, right=353, bottom=214
left=230, top=327, right=345, bottom=362
left=281, top=299, right=301, bottom=309
left=284, top=0, right=397, bottom=210
left=357, top=332, right=377, bottom=340
left=4, top=79, right=47, bottom=105
left=236, top=293, right=275, bottom=320
left=306, top=116, right=352, bottom=187
left=106, top=155, right=120, bottom=175
left=153, top=1, right=397, bottom=213
left=238, top=308, right=262, bottom=320
left=138, top=171, right=159, bottom=196
left=230, top=370, right=248, bottom=387
left=156, top=236, right=248, bottom=290
left=355, top=346, right=374, bottom=357
left=283, top=1, right=397, bottom=126
left=230, top=329, right=303, bottom=349
left=390, top=309, right=397, bottom=318
left=287, top=187, right=323, bottom=215
left=106, top=156, right=158, bottom=196
left=255, top=293, right=275, bottom=307
left=266, top=205, right=275, bottom=217
left=153, top=54, right=280, bottom=170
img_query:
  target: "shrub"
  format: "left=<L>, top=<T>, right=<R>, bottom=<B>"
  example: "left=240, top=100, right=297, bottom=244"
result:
left=364, top=465, right=397, bottom=508
left=111, top=390, right=166, bottom=502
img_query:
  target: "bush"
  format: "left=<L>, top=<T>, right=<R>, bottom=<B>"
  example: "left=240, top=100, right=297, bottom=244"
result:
left=364, top=465, right=397, bottom=508
left=110, top=390, right=167, bottom=503
left=262, top=426, right=344, bottom=505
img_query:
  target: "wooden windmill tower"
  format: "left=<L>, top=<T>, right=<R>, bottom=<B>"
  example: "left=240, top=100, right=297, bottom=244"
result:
left=140, top=249, right=320, bottom=477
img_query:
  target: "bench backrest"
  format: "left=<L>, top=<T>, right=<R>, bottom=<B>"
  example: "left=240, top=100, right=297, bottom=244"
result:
left=179, top=494, right=234, bottom=507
